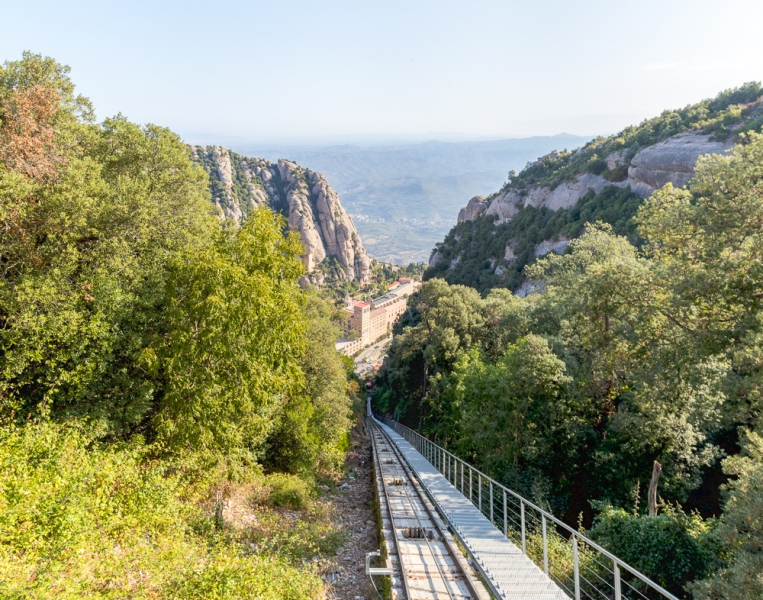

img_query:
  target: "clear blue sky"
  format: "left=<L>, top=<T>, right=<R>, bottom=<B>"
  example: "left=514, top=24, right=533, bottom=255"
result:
left=2, top=0, right=762, bottom=143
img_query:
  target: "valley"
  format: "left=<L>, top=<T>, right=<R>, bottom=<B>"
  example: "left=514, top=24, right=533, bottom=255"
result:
left=227, top=135, right=592, bottom=263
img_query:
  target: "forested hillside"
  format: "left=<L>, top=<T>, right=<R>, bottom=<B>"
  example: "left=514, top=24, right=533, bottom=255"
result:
left=0, top=52, right=359, bottom=598
left=427, top=83, right=763, bottom=293
left=375, top=131, right=763, bottom=598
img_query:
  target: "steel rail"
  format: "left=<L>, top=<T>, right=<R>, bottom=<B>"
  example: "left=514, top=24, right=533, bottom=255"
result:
left=373, top=422, right=455, bottom=599
left=373, top=420, right=487, bottom=600
left=371, top=420, right=481, bottom=599
left=370, top=419, right=412, bottom=600
left=382, top=416, right=681, bottom=600
left=372, top=422, right=459, bottom=600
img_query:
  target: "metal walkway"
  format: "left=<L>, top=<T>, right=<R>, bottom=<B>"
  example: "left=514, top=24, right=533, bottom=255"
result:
left=374, top=418, right=568, bottom=600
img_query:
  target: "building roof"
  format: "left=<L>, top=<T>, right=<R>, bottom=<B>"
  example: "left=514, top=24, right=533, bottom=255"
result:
left=354, top=301, right=370, bottom=308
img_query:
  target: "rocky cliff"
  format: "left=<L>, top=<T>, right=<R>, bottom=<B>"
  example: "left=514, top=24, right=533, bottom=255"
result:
left=190, top=146, right=372, bottom=284
left=427, top=83, right=763, bottom=293
left=462, top=132, right=734, bottom=228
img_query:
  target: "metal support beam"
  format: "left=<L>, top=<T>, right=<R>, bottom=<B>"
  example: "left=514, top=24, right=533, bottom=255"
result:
left=573, top=534, right=580, bottom=600
left=503, top=489, right=508, bottom=537
left=543, top=515, right=548, bottom=576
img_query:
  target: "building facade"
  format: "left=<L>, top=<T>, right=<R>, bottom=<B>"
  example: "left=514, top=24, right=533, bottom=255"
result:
left=337, top=279, right=421, bottom=355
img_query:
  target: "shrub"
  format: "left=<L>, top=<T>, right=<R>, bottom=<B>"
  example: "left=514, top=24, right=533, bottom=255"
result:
left=590, top=506, right=721, bottom=597
left=0, top=421, right=325, bottom=598
left=266, top=473, right=312, bottom=510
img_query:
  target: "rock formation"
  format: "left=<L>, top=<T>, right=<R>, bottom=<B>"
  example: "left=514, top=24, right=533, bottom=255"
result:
left=462, top=131, right=733, bottom=227
left=427, top=86, right=762, bottom=296
left=189, top=146, right=372, bottom=284
left=627, top=133, right=732, bottom=191
left=457, top=196, right=489, bottom=223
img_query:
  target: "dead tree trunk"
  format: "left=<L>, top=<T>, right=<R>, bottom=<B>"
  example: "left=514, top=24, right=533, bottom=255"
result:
left=648, top=460, right=662, bottom=517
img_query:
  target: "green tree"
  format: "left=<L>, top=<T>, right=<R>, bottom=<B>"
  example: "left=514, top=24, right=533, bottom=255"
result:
left=264, top=292, right=354, bottom=476
left=690, top=432, right=763, bottom=599
left=156, top=207, right=306, bottom=455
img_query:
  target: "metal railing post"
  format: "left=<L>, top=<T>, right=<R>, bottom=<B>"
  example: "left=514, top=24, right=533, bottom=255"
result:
left=478, top=473, right=482, bottom=514
left=614, top=562, right=621, bottom=600
left=490, top=481, right=494, bottom=524
left=542, top=515, right=548, bottom=576
left=521, top=500, right=526, bottom=554
left=503, top=489, right=508, bottom=536
left=573, top=534, right=580, bottom=600
left=469, top=468, right=472, bottom=504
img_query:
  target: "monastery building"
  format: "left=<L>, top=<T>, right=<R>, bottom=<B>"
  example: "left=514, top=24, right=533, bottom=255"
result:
left=336, top=278, right=420, bottom=356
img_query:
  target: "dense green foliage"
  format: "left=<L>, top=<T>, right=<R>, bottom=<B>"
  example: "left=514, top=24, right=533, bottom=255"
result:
left=426, top=83, right=763, bottom=294
left=0, top=52, right=357, bottom=597
left=0, top=422, right=327, bottom=598
left=376, top=132, right=763, bottom=597
left=689, top=432, right=763, bottom=599
left=590, top=506, right=720, bottom=596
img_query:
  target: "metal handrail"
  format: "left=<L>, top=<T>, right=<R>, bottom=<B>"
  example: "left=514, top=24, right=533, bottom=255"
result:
left=379, top=415, right=679, bottom=600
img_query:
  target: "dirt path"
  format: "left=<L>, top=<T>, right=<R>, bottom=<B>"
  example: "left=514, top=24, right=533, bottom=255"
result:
left=324, top=417, right=379, bottom=600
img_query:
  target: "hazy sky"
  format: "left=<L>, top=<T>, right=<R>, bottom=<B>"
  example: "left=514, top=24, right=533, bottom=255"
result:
left=3, top=0, right=762, bottom=143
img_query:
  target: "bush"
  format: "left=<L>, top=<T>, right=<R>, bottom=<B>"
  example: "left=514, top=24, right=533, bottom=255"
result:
left=587, top=157, right=607, bottom=175
left=0, top=421, right=325, bottom=598
left=689, top=432, right=763, bottom=600
left=590, top=506, right=721, bottom=597
left=267, top=473, right=312, bottom=510
left=164, top=550, right=324, bottom=600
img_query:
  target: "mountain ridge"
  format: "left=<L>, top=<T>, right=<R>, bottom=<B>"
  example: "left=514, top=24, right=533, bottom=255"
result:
left=189, top=145, right=372, bottom=285
left=426, top=83, right=763, bottom=293
left=226, top=134, right=593, bottom=263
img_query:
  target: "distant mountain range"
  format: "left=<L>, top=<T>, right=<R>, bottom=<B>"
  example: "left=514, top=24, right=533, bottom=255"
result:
left=224, top=135, right=593, bottom=264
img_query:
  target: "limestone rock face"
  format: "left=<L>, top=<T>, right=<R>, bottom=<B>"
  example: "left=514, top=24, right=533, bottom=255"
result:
left=428, top=250, right=444, bottom=268
left=457, top=131, right=732, bottom=229
left=458, top=196, right=489, bottom=222
left=534, top=237, right=570, bottom=257
left=190, top=146, right=371, bottom=283
left=628, top=133, right=732, bottom=192
left=484, top=190, right=520, bottom=224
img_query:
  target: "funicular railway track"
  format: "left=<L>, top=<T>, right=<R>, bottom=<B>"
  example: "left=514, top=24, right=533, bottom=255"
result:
left=369, top=413, right=681, bottom=600
left=370, top=420, right=489, bottom=600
